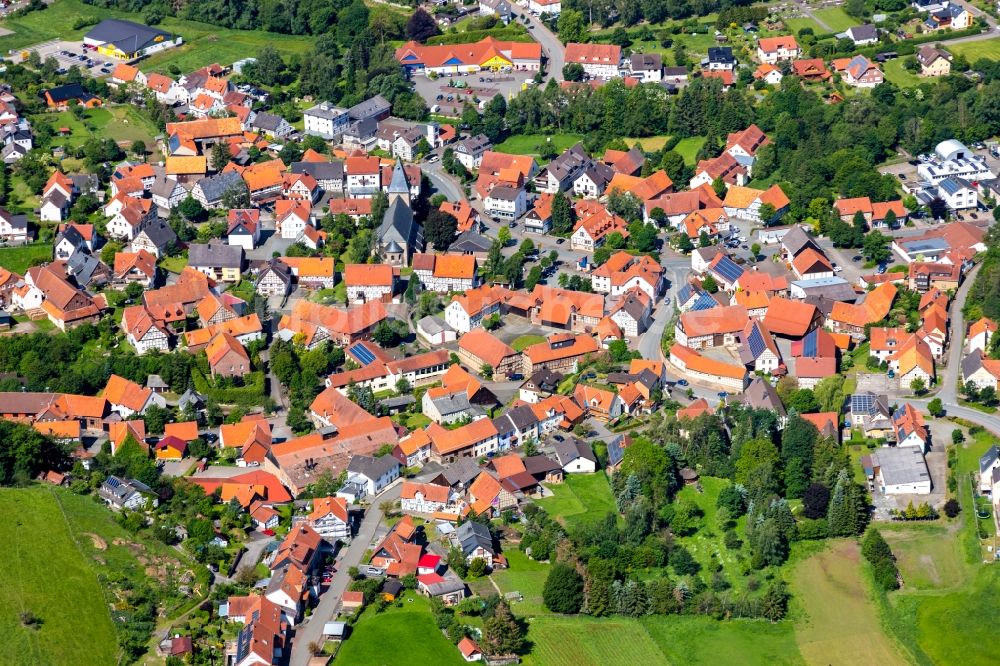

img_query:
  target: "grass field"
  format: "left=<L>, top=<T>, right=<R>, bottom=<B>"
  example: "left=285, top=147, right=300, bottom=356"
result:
left=334, top=592, right=467, bottom=666
left=490, top=549, right=551, bottom=616
left=883, top=58, right=922, bottom=88
left=882, top=522, right=965, bottom=591
left=535, top=472, right=617, bottom=529
left=813, top=7, right=859, bottom=31
left=643, top=615, right=802, bottom=665
left=784, top=17, right=825, bottom=34
left=39, top=107, right=160, bottom=149
left=673, top=477, right=751, bottom=586
left=1, top=487, right=119, bottom=665
left=522, top=615, right=670, bottom=666
left=0, top=242, right=53, bottom=274
left=946, top=37, right=1000, bottom=60
left=494, top=134, right=584, bottom=159
left=790, top=539, right=907, bottom=666
left=0, top=486, right=193, bottom=666
left=522, top=614, right=802, bottom=666
left=674, top=136, right=706, bottom=165
left=0, top=0, right=313, bottom=72
left=159, top=255, right=188, bottom=274
left=624, top=136, right=669, bottom=151
left=511, top=334, right=545, bottom=351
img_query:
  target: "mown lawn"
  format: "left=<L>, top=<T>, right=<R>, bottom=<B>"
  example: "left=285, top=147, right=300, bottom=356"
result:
left=536, top=472, right=617, bottom=529
left=159, top=255, right=188, bottom=274
left=0, top=242, right=52, bottom=274
left=0, top=0, right=313, bottom=71
left=949, top=37, right=1000, bottom=60
left=813, top=7, right=859, bottom=31
left=881, top=522, right=966, bottom=591
left=335, top=592, right=467, bottom=666
left=674, top=136, right=706, bottom=165
left=624, top=135, right=669, bottom=151
left=490, top=549, right=550, bottom=617
left=784, top=17, right=825, bottom=35
left=883, top=58, right=922, bottom=88
left=0, top=486, right=119, bottom=666
left=510, top=334, right=545, bottom=351
left=493, top=134, right=583, bottom=159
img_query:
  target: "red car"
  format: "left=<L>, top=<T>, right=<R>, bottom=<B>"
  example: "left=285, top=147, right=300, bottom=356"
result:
left=262, top=529, right=276, bottom=537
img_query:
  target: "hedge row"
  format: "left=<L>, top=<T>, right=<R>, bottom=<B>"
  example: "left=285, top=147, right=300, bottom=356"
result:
left=191, top=369, right=267, bottom=407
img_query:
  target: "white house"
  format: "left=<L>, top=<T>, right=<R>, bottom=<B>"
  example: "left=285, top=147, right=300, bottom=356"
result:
left=303, top=102, right=350, bottom=140
left=937, top=177, right=978, bottom=210
left=483, top=185, right=526, bottom=221
left=553, top=438, right=598, bottom=473
left=453, top=134, right=492, bottom=171
left=122, top=305, right=170, bottom=355
left=400, top=481, right=455, bottom=514
left=528, top=0, right=561, bottom=13
left=308, top=496, right=352, bottom=541
left=276, top=201, right=312, bottom=240
left=757, top=35, right=799, bottom=63
left=342, top=455, right=400, bottom=497
left=564, top=43, right=622, bottom=79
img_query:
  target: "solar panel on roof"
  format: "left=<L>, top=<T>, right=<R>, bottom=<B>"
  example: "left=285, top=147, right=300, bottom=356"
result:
left=803, top=329, right=817, bottom=357
left=690, top=292, right=718, bottom=311
left=852, top=394, right=874, bottom=414
left=713, top=256, right=745, bottom=283
left=348, top=343, right=377, bottom=366
left=747, top=324, right=765, bottom=359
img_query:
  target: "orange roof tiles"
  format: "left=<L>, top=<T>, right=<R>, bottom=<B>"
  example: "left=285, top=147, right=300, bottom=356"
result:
left=670, top=343, right=747, bottom=380
left=458, top=328, right=517, bottom=367
left=344, top=263, right=394, bottom=287
left=565, top=42, right=622, bottom=64
left=164, top=421, right=199, bottom=442
left=763, top=297, right=818, bottom=337
left=679, top=305, right=749, bottom=338
left=759, top=35, right=799, bottom=52
left=104, top=374, right=151, bottom=412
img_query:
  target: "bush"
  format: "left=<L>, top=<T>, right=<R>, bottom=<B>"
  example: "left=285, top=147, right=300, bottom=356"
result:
left=943, top=498, right=961, bottom=518
left=861, top=528, right=899, bottom=591
left=796, top=517, right=829, bottom=540
left=723, top=529, right=743, bottom=550
left=542, top=563, right=584, bottom=613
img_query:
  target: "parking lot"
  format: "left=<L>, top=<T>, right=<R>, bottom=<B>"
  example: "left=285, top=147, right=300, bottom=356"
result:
left=16, top=39, right=118, bottom=78
left=412, top=68, right=537, bottom=116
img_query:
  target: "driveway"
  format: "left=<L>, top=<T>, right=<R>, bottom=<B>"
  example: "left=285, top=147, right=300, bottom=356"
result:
left=287, top=483, right=403, bottom=666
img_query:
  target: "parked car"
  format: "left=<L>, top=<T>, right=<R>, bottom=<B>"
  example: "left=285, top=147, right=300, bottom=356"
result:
left=676, top=379, right=689, bottom=386
left=556, top=238, right=565, bottom=244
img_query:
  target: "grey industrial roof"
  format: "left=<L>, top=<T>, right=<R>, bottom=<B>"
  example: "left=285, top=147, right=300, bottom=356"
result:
left=873, top=447, right=930, bottom=487
left=84, top=19, right=171, bottom=54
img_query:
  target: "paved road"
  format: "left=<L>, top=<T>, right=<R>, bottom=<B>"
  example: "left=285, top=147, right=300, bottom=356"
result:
left=512, top=10, right=565, bottom=81
left=422, top=159, right=466, bottom=202
left=938, top=262, right=979, bottom=404
left=287, top=483, right=402, bottom=666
